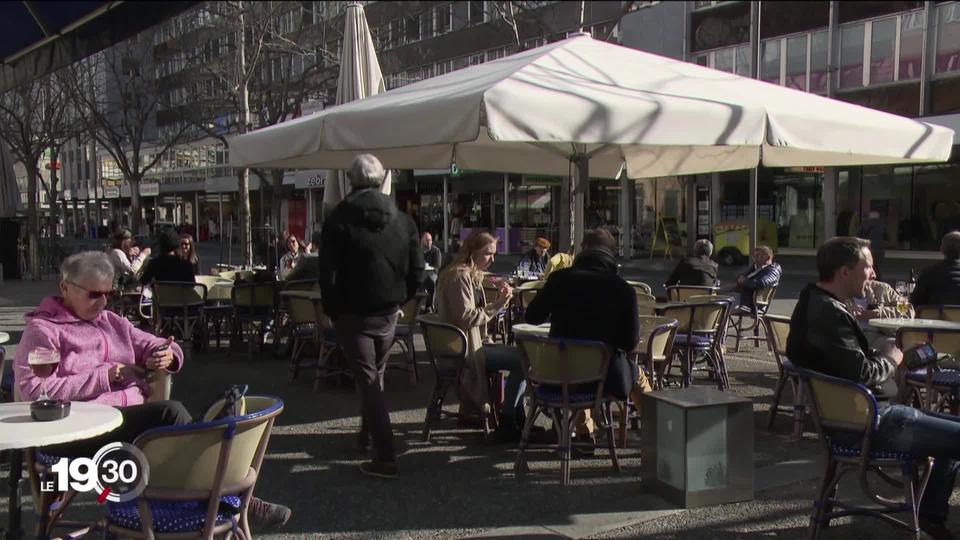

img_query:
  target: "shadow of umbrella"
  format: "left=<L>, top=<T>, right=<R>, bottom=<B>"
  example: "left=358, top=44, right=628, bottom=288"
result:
left=322, top=2, right=392, bottom=216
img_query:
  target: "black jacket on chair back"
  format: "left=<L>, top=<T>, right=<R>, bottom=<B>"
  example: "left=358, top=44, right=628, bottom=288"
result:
left=318, top=188, right=425, bottom=318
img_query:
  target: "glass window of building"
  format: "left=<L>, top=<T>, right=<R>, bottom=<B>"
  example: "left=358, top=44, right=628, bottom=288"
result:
left=763, top=169, right=823, bottom=250
left=714, top=47, right=734, bottom=73
left=869, top=17, right=897, bottom=84
left=468, top=1, right=485, bottom=25
left=840, top=23, right=865, bottom=88
left=899, top=11, right=924, bottom=80
left=809, top=30, right=828, bottom=93
left=634, top=177, right=687, bottom=254
left=693, top=54, right=708, bottom=67
left=785, top=35, right=808, bottom=91
left=435, top=4, right=451, bottom=34
left=914, top=163, right=960, bottom=250
left=936, top=2, right=960, bottom=74
left=760, top=39, right=781, bottom=84
left=735, top=45, right=750, bottom=76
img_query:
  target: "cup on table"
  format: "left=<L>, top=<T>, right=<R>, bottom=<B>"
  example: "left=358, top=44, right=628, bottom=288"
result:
left=27, top=347, right=60, bottom=378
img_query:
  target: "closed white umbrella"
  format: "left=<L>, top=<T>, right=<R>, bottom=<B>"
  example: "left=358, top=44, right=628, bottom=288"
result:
left=231, top=34, right=953, bottom=175
left=322, top=2, right=390, bottom=209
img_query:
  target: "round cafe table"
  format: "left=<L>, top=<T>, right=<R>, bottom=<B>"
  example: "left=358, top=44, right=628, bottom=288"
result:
left=0, top=331, right=10, bottom=345
left=0, top=401, right=123, bottom=540
left=512, top=323, right=551, bottom=338
left=868, top=318, right=960, bottom=333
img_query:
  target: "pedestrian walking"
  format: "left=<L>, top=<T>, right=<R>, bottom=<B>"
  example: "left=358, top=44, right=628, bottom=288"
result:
left=318, top=154, right=425, bottom=479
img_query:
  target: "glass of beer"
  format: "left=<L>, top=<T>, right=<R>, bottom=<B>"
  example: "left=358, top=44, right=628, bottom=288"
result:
left=896, top=296, right=910, bottom=318
left=27, top=347, right=60, bottom=378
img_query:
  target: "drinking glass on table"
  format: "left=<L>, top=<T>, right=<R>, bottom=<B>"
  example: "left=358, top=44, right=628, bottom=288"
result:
left=896, top=296, right=910, bottom=318
left=27, top=347, right=60, bottom=379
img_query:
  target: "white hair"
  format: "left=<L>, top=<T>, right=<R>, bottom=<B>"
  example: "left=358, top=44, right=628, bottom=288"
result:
left=61, top=251, right=114, bottom=284
left=347, top=153, right=385, bottom=189
left=694, top=239, right=714, bottom=257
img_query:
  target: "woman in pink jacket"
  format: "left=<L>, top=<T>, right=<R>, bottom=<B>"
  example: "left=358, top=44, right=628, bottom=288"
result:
left=14, top=250, right=190, bottom=454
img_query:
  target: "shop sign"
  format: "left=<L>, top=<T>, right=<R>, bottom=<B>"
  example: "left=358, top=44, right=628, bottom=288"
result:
left=104, top=187, right=120, bottom=199
left=140, top=183, right=160, bottom=197
left=294, top=169, right=329, bottom=189
left=786, top=166, right=825, bottom=174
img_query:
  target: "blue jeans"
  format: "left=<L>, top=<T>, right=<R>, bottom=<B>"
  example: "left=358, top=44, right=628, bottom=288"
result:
left=483, top=345, right=526, bottom=431
left=873, top=404, right=960, bottom=522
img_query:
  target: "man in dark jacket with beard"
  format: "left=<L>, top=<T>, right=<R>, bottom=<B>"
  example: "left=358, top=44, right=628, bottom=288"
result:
left=525, top=229, right=647, bottom=446
left=319, top=154, right=425, bottom=479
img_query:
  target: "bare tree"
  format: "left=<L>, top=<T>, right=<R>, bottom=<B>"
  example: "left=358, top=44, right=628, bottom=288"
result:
left=0, top=75, right=75, bottom=278
left=61, top=33, right=192, bottom=235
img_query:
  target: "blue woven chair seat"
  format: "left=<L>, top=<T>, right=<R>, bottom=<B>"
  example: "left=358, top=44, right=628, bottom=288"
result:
left=534, top=386, right=597, bottom=404
left=830, top=443, right=912, bottom=461
left=906, top=369, right=960, bottom=387
left=106, top=495, right=241, bottom=533
left=292, top=325, right=316, bottom=338
left=673, top=334, right=713, bottom=348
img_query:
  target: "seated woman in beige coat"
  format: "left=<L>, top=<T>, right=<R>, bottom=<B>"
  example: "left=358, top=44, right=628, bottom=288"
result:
left=435, top=230, right=526, bottom=439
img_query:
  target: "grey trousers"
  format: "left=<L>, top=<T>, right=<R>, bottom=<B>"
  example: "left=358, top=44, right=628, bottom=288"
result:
left=334, top=311, right=399, bottom=464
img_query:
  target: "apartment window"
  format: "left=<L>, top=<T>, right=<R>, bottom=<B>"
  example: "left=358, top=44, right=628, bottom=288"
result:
left=839, top=23, right=865, bottom=89
left=936, top=2, right=960, bottom=74
left=468, top=53, right=485, bottom=66
left=760, top=39, right=781, bottom=84
left=312, top=1, right=326, bottom=24
left=524, top=37, right=546, bottom=49
left=486, top=47, right=508, bottom=62
left=899, top=11, right=924, bottom=80
left=785, top=35, right=807, bottom=90
left=421, top=64, right=434, bottom=79
left=390, top=18, right=404, bottom=47
left=693, top=54, right=708, bottom=67
left=406, top=14, right=420, bottom=42
left=809, top=30, right=828, bottom=93
left=435, top=4, right=451, bottom=34
left=714, top=47, right=734, bottom=73
left=735, top=45, right=750, bottom=76
left=436, top=60, right=453, bottom=75
left=468, top=1, right=485, bottom=25
left=278, top=9, right=299, bottom=35
left=870, top=17, right=897, bottom=84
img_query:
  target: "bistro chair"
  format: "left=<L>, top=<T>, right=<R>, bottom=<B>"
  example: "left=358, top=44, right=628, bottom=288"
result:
left=281, top=292, right=319, bottom=381
left=661, top=297, right=732, bottom=389
left=418, top=315, right=499, bottom=441
left=197, top=276, right=233, bottom=349
left=389, top=294, right=426, bottom=383
left=312, top=297, right=345, bottom=391
left=896, top=326, right=960, bottom=414
left=101, top=396, right=284, bottom=539
left=514, top=335, right=617, bottom=486
left=635, top=292, right=657, bottom=316
left=915, top=305, right=960, bottom=323
left=797, top=368, right=931, bottom=539
left=763, top=314, right=804, bottom=438
left=482, top=285, right=509, bottom=344
left=626, top=281, right=653, bottom=295
left=230, top=282, right=277, bottom=361
left=617, top=316, right=678, bottom=448
left=509, top=281, right=545, bottom=343
left=729, top=285, right=778, bottom=352
left=665, top=285, right=719, bottom=302
left=152, top=281, right=208, bottom=352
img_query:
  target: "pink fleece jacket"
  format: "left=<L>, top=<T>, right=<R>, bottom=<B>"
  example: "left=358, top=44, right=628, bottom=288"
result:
left=14, top=296, right=184, bottom=406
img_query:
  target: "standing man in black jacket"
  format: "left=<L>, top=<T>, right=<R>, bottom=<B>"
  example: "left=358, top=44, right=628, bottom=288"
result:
left=910, top=231, right=960, bottom=307
left=319, top=154, right=425, bottom=479
left=789, top=236, right=960, bottom=538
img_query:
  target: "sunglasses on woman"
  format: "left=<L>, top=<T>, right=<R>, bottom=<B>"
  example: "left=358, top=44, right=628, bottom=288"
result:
left=68, top=281, right=116, bottom=300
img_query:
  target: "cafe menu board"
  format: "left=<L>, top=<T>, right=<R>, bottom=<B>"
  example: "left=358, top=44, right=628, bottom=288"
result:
left=662, top=217, right=682, bottom=246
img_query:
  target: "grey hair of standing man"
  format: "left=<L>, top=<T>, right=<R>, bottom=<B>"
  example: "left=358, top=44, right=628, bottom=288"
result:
left=347, top=154, right=386, bottom=189
left=694, top=238, right=714, bottom=258
left=61, top=251, right=115, bottom=284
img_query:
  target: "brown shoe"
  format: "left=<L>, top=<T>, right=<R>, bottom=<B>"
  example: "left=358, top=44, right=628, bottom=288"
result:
left=248, top=497, right=292, bottom=531
left=359, top=460, right=398, bottom=479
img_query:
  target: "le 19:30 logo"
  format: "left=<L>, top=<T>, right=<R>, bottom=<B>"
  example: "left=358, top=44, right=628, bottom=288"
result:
left=42, top=442, right=150, bottom=503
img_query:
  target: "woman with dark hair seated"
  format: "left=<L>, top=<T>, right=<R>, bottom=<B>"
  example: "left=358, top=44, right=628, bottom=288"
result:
left=139, top=227, right=196, bottom=287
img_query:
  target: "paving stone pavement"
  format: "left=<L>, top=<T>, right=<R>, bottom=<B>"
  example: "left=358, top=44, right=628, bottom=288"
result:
left=0, top=278, right=957, bottom=539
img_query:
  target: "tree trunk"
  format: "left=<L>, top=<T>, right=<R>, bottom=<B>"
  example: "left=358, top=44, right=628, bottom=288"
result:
left=129, top=174, right=142, bottom=235
left=48, top=147, right=61, bottom=238
left=26, top=164, right=40, bottom=280
left=236, top=3, right=253, bottom=267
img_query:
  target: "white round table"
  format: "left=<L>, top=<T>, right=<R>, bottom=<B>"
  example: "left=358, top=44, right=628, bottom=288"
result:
left=206, top=280, right=234, bottom=302
left=867, top=318, right=960, bottom=332
left=0, top=401, right=122, bottom=539
left=512, top=323, right=551, bottom=338
left=0, top=331, right=9, bottom=345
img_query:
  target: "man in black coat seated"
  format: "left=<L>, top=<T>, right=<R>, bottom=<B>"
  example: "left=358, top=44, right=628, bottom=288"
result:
left=665, top=239, right=719, bottom=287
left=911, top=231, right=960, bottom=307
left=525, top=229, right=651, bottom=448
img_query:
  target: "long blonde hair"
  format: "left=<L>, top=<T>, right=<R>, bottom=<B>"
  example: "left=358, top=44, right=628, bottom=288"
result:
left=440, top=230, right=496, bottom=286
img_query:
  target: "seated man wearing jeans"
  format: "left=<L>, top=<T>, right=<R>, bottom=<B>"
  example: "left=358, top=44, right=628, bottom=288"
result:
left=788, top=236, right=960, bottom=539
left=525, top=229, right=651, bottom=449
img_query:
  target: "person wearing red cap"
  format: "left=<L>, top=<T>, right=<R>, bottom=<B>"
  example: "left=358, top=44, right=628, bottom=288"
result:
left=517, top=237, right=551, bottom=278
